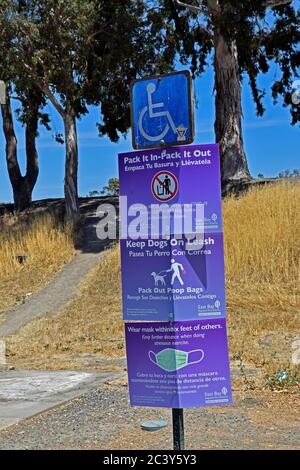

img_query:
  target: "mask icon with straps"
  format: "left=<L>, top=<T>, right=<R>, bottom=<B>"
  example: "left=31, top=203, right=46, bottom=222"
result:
left=149, top=348, right=204, bottom=372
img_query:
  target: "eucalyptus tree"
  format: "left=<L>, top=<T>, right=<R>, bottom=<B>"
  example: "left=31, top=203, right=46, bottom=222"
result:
left=1, top=0, right=170, bottom=220
left=163, top=0, right=299, bottom=191
left=0, top=85, right=48, bottom=211
left=0, top=16, right=49, bottom=211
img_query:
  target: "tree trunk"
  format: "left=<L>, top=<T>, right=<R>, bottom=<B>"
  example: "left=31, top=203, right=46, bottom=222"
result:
left=13, top=176, right=37, bottom=212
left=23, top=101, right=39, bottom=208
left=1, top=92, right=39, bottom=211
left=1, top=94, right=20, bottom=203
left=63, top=106, right=79, bottom=221
left=214, top=28, right=251, bottom=192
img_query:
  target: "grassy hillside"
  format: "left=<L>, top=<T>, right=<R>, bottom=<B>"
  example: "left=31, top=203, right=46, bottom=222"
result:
left=224, top=181, right=300, bottom=380
left=0, top=212, right=75, bottom=314
left=6, top=182, right=300, bottom=386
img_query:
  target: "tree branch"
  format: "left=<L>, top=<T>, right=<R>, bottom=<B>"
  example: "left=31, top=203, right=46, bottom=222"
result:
left=20, top=62, right=65, bottom=117
left=10, top=95, right=25, bottom=104
left=263, top=0, right=292, bottom=7
left=174, top=0, right=292, bottom=15
left=206, top=0, right=220, bottom=11
left=0, top=81, right=6, bottom=105
left=42, top=84, right=66, bottom=118
left=173, top=0, right=203, bottom=13
left=173, top=0, right=221, bottom=16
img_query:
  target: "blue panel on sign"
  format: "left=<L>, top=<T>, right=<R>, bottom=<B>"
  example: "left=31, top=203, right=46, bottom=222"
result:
left=131, top=71, right=194, bottom=150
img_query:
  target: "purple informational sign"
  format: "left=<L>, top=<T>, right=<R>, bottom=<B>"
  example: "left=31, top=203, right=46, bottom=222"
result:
left=125, top=319, right=232, bottom=408
left=120, top=232, right=226, bottom=321
left=118, top=144, right=226, bottom=321
left=119, top=144, right=223, bottom=234
left=119, top=143, right=232, bottom=409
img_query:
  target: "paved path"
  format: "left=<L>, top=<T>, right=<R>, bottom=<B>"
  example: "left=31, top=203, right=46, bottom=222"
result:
left=0, top=198, right=118, bottom=337
left=0, top=197, right=122, bottom=435
left=0, top=370, right=122, bottom=431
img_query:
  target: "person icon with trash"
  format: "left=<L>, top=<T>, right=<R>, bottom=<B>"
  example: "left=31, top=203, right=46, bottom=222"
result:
left=157, top=174, right=171, bottom=196
left=167, top=259, right=185, bottom=286
left=163, top=174, right=171, bottom=195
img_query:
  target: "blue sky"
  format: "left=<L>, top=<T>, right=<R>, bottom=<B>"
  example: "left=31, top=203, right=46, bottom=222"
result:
left=0, top=61, right=299, bottom=203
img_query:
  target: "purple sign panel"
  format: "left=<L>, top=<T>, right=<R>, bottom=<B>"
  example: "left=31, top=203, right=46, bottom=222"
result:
left=118, top=144, right=226, bottom=321
left=119, top=144, right=223, bottom=234
left=125, top=319, right=232, bottom=409
left=120, top=232, right=226, bottom=321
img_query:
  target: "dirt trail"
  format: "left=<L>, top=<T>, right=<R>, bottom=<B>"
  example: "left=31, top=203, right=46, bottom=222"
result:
left=0, top=197, right=118, bottom=338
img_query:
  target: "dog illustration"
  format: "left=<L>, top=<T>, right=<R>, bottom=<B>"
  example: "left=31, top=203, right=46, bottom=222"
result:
left=151, top=272, right=166, bottom=286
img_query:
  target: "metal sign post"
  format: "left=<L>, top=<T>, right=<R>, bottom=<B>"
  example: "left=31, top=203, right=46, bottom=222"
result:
left=172, top=408, right=185, bottom=450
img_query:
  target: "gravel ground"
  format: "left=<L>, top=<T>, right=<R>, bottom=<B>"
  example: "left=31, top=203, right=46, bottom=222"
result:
left=0, top=378, right=300, bottom=450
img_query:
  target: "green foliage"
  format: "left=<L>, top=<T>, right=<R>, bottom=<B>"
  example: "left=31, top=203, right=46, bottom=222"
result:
left=0, top=0, right=172, bottom=139
left=278, top=168, right=300, bottom=178
left=264, top=367, right=300, bottom=390
left=100, top=178, right=119, bottom=197
left=159, top=0, right=300, bottom=125
left=0, top=3, right=49, bottom=135
left=88, top=178, right=120, bottom=197
left=233, top=351, right=256, bottom=390
left=87, top=190, right=100, bottom=197
left=92, top=1, right=173, bottom=141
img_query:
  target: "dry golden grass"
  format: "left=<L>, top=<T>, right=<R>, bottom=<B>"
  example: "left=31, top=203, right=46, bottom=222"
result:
left=7, top=246, right=123, bottom=370
left=0, top=212, right=76, bottom=314
left=224, top=181, right=300, bottom=375
left=6, top=181, right=300, bottom=381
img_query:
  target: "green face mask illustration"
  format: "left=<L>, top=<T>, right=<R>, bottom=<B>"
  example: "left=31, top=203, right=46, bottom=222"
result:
left=149, top=348, right=204, bottom=372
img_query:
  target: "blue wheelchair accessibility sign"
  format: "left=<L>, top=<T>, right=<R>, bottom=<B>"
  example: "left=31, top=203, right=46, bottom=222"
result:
left=130, top=70, right=194, bottom=150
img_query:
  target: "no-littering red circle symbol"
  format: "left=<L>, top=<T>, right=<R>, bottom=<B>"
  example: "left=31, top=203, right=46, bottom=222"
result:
left=151, top=171, right=178, bottom=202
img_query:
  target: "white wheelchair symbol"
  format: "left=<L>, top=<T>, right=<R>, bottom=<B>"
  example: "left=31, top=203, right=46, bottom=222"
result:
left=138, top=83, right=187, bottom=142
